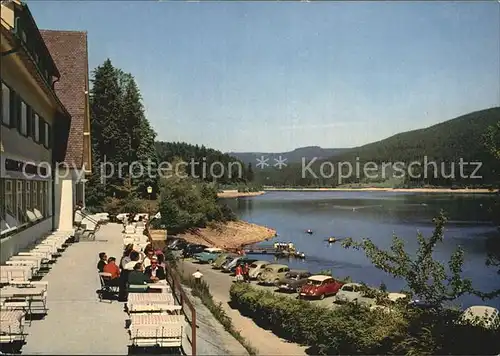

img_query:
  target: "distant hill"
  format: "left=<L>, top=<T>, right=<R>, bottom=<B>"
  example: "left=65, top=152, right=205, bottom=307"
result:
left=229, top=146, right=349, bottom=165
left=332, top=107, right=500, bottom=164
left=249, top=107, right=500, bottom=187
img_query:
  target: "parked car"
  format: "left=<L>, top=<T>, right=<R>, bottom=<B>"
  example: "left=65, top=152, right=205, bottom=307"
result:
left=222, top=256, right=255, bottom=273
left=194, top=247, right=224, bottom=264
left=258, top=264, right=290, bottom=285
left=277, top=270, right=312, bottom=293
left=299, top=275, right=343, bottom=299
left=370, top=292, right=409, bottom=313
left=213, top=253, right=237, bottom=269
left=221, top=256, right=245, bottom=273
left=248, top=260, right=271, bottom=280
left=333, top=283, right=376, bottom=307
left=459, top=306, right=500, bottom=329
left=182, top=244, right=208, bottom=258
left=167, top=238, right=187, bottom=250
left=228, top=258, right=258, bottom=274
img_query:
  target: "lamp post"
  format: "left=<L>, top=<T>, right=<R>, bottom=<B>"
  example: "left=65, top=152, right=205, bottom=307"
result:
left=147, top=186, right=153, bottom=220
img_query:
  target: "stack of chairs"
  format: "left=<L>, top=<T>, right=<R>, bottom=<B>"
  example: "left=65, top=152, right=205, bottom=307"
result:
left=0, top=230, right=73, bottom=352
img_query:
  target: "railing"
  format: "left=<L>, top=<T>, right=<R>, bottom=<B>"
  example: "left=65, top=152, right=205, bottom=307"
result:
left=146, top=228, right=196, bottom=356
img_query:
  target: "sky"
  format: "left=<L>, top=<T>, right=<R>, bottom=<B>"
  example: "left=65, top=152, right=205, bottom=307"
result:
left=28, top=1, right=500, bottom=153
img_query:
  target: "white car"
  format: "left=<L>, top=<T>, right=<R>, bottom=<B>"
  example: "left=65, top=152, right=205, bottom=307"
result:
left=221, top=256, right=243, bottom=273
left=459, top=306, right=500, bottom=329
left=370, top=292, right=409, bottom=313
left=333, top=283, right=375, bottom=307
left=248, top=260, right=271, bottom=279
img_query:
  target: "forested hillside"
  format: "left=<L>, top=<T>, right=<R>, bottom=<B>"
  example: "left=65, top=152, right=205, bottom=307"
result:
left=253, top=107, right=500, bottom=187
left=155, top=141, right=252, bottom=185
left=229, top=146, right=348, bottom=165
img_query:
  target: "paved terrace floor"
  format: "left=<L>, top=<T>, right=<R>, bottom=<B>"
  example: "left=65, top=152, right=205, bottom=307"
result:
left=23, top=223, right=129, bottom=355
left=21, top=223, right=246, bottom=355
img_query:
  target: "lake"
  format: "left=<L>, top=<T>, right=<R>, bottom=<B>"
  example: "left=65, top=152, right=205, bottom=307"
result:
left=224, top=191, right=500, bottom=309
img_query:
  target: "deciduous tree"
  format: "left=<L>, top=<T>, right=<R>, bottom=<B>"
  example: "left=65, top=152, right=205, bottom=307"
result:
left=342, top=211, right=473, bottom=306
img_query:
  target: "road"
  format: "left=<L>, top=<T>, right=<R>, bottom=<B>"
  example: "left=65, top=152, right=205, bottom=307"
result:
left=181, top=259, right=338, bottom=309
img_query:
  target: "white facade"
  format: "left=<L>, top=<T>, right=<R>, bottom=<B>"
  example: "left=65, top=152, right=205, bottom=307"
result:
left=54, top=168, right=85, bottom=232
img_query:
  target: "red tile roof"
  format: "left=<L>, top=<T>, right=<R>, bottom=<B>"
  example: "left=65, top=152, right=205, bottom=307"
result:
left=40, top=30, right=89, bottom=169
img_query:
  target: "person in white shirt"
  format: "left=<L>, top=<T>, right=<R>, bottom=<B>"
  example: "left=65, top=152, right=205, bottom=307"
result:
left=192, top=269, right=203, bottom=284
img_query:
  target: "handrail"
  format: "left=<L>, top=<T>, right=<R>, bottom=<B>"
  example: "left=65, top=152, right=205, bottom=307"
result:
left=78, top=210, right=99, bottom=225
left=146, top=228, right=196, bottom=356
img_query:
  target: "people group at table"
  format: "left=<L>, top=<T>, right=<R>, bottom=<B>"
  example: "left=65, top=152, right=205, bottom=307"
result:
left=98, top=242, right=167, bottom=301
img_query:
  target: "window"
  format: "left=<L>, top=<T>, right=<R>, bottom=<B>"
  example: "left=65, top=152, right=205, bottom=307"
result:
left=32, top=181, right=38, bottom=212
left=25, top=181, right=31, bottom=211
left=39, top=181, right=45, bottom=217
left=16, top=180, right=24, bottom=223
left=1, top=83, right=10, bottom=126
left=44, top=122, right=50, bottom=148
left=34, top=113, right=40, bottom=142
left=4, top=180, right=14, bottom=216
left=20, top=101, right=27, bottom=136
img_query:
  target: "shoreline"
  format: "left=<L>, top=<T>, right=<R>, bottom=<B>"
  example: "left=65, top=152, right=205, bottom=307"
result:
left=217, top=190, right=266, bottom=198
left=177, top=220, right=276, bottom=250
left=263, top=187, right=498, bottom=194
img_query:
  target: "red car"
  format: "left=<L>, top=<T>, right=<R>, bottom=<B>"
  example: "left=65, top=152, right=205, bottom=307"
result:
left=299, top=275, right=344, bottom=300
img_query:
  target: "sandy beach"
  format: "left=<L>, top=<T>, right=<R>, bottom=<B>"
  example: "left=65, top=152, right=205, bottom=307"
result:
left=264, top=187, right=498, bottom=194
left=150, top=220, right=276, bottom=250
left=178, top=220, right=276, bottom=249
left=217, top=190, right=266, bottom=198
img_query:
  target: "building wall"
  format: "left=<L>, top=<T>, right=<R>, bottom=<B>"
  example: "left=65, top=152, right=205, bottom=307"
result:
left=1, top=44, right=54, bottom=164
left=0, top=217, right=52, bottom=263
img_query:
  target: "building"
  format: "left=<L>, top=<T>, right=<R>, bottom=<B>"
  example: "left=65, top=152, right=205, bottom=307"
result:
left=0, top=0, right=91, bottom=262
left=41, top=30, right=92, bottom=232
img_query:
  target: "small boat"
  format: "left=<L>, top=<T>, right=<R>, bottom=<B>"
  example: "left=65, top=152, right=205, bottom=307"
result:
left=327, top=237, right=337, bottom=243
left=306, top=229, right=313, bottom=234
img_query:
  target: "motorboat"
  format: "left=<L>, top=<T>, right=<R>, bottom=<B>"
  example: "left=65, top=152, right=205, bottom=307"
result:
left=306, top=229, right=313, bottom=234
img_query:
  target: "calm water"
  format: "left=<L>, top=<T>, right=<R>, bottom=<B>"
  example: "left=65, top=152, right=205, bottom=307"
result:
left=224, top=191, right=500, bottom=309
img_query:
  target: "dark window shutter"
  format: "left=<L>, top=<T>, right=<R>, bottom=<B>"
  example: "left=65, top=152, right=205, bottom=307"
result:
left=9, top=90, right=19, bottom=128
left=39, top=117, right=45, bottom=146
left=26, top=105, right=32, bottom=137
left=47, top=123, right=52, bottom=148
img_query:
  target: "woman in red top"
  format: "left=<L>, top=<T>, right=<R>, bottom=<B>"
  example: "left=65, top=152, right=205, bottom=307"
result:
left=235, top=265, right=243, bottom=282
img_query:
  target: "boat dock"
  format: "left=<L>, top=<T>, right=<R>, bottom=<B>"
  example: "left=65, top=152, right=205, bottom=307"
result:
left=243, top=246, right=305, bottom=259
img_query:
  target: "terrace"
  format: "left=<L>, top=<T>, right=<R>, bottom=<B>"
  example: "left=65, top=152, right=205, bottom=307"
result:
left=1, top=222, right=246, bottom=355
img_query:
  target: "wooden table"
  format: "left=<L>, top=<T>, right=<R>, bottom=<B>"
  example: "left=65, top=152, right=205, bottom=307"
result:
left=147, top=281, right=171, bottom=293
left=0, top=285, right=47, bottom=318
left=127, top=292, right=180, bottom=313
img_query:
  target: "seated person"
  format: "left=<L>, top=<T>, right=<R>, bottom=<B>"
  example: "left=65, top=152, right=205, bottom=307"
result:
left=123, top=251, right=141, bottom=270
left=144, top=257, right=166, bottom=282
left=97, top=252, right=107, bottom=272
left=143, top=248, right=155, bottom=268
left=103, top=257, right=120, bottom=283
left=127, top=262, right=149, bottom=285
